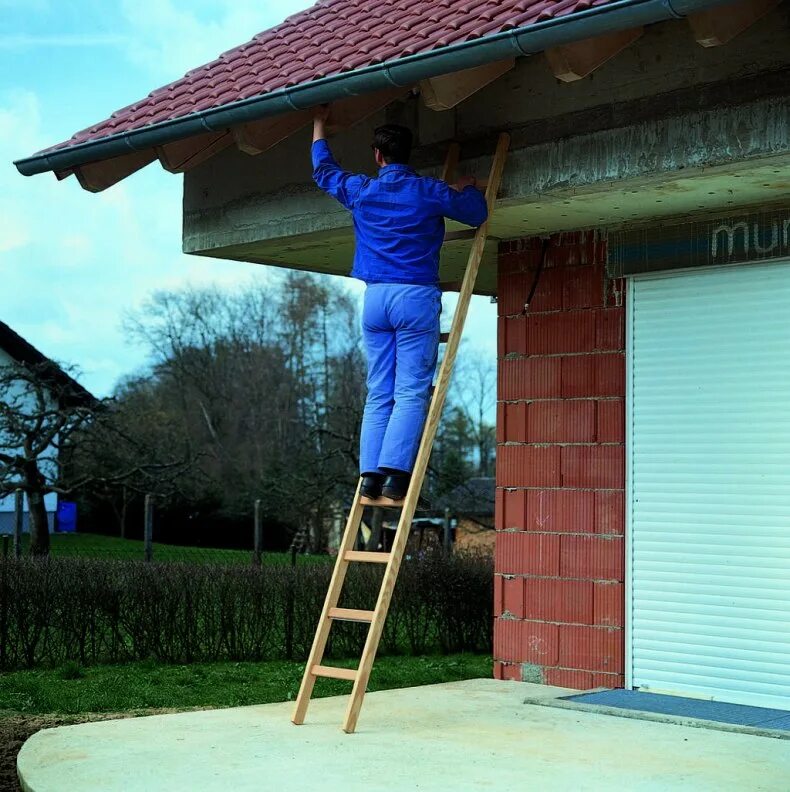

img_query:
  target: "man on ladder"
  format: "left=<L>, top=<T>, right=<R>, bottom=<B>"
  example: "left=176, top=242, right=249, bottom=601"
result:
left=296, top=110, right=507, bottom=733
left=311, top=105, right=488, bottom=502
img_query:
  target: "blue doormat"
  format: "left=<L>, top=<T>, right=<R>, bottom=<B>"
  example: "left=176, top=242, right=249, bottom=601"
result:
left=563, top=689, right=790, bottom=731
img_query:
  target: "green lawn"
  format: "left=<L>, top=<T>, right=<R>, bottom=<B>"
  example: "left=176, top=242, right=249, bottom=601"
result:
left=2, top=532, right=330, bottom=566
left=0, top=654, right=491, bottom=715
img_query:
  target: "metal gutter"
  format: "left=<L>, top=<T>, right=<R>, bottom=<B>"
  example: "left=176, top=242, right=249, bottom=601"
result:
left=14, top=0, right=737, bottom=177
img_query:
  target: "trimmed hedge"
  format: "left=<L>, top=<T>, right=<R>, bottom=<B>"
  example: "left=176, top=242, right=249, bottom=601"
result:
left=0, top=552, right=493, bottom=670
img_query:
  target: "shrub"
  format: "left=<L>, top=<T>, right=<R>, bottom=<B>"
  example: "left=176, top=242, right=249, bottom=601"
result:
left=0, top=551, right=492, bottom=670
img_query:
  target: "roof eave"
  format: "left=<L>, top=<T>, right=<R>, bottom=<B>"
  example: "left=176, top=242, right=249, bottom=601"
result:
left=13, top=0, right=732, bottom=178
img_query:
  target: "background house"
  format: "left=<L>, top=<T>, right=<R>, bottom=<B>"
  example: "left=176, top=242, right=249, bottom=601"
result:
left=436, top=476, right=495, bottom=552
left=0, top=320, right=93, bottom=534
left=15, top=0, right=790, bottom=710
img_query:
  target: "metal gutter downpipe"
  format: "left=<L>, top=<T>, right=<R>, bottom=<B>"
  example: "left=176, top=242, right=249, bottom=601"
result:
left=14, top=0, right=738, bottom=177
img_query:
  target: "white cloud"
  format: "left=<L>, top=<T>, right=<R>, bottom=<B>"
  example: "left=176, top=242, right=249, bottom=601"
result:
left=1, top=86, right=270, bottom=397
left=119, top=0, right=308, bottom=83
left=0, top=33, right=128, bottom=49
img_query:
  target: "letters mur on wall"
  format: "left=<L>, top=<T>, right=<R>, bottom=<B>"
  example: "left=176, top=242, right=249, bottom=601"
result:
left=607, top=207, right=790, bottom=277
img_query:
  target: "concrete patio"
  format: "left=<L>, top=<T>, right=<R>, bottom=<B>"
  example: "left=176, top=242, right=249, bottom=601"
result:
left=17, top=679, right=789, bottom=791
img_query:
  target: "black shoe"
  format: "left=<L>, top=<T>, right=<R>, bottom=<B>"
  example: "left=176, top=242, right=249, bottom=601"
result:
left=382, top=472, right=411, bottom=501
left=360, top=473, right=384, bottom=499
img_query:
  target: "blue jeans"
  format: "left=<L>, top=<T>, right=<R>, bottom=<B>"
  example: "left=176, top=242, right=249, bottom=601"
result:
left=360, top=283, right=441, bottom=475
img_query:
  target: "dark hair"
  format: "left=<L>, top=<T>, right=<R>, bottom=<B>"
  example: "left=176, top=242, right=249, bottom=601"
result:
left=372, top=124, right=413, bottom=164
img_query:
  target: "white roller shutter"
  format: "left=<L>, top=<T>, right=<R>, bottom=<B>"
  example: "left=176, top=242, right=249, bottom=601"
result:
left=628, top=260, right=790, bottom=711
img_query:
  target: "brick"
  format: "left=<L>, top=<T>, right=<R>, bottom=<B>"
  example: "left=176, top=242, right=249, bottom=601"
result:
left=503, top=576, right=525, bottom=618
left=561, top=445, right=625, bottom=489
left=526, top=266, right=565, bottom=313
left=595, top=307, right=625, bottom=351
left=526, top=311, right=596, bottom=355
left=497, top=445, right=561, bottom=488
left=526, top=489, right=595, bottom=533
left=494, top=619, right=559, bottom=665
left=547, top=232, right=597, bottom=268
left=502, top=402, right=527, bottom=443
left=499, top=663, right=521, bottom=682
left=498, top=251, right=522, bottom=276
left=499, top=316, right=527, bottom=356
left=595, top=490, right=625, bottom=535
left=591, top=672, right=625, bottom=689
left=594, top=238, right=608, bottom=267
left=559, top=625, right=624, bottom=673
left=498, top=356, right=562, bottom=401
left=604, top=275, right=626, bottom=307
left=499, top=488, right=527, bottom=531
left=500, top=267, right=565, bottom=315
left=563, top=265, right=604, bottom=309
left=495, top=532, right=561, bottom=576
left=523, top=578, right=594, bottom=624
left=594, top=582, right=624, bottom=627
left=597, top=399, right=624, bottom=443
left=544, top=668, right=594, bottom=689
left=498, top=272, right=527, bottom=316
left=494, top=574, right=504, bottom=617
left=527, top=400, right=595, bottom=443
left=493, top=660, right=505, bottom=679
left=560, top=535, right=624, bottom=581
left=561, top=353, right=625, bottom=398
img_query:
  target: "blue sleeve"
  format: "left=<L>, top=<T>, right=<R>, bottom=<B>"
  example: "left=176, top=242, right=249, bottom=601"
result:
left=311, top=139, right=366, bottom=211
left=432, top=181, right=488, bottom=227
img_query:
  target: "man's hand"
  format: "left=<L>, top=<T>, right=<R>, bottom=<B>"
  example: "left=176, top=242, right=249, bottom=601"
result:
left=313, top=105, right=331, bottom=142
left=450, top=175, right=477, bottom=191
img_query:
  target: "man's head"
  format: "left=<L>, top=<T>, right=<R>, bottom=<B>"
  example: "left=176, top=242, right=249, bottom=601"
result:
left=372, top=124, right=413, bottom=167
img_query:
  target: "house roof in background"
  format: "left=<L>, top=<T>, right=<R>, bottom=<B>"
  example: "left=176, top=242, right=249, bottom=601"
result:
left=0, top=321, right=96, bottom=407
left=22, top=0, right=618, bottom=163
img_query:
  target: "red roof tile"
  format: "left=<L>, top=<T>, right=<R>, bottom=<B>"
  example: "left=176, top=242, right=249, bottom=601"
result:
left=37, top=0, right=618, bottom=157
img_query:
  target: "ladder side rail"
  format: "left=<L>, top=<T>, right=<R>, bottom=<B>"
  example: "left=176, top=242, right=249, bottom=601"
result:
left=292, top=479, right=365, bottom=724
left=342, top=133, right=510, bottom=733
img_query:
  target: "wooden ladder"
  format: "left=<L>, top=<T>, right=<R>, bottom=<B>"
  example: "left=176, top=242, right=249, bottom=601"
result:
left=292, top=132, right=510, bottom=733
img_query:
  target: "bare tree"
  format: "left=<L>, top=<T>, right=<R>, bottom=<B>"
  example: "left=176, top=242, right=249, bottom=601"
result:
left=120, top=274, right=366, bottom=551
left=0, top=360, right=96, bottom=555
left=449, top=346, right=496, bottom=477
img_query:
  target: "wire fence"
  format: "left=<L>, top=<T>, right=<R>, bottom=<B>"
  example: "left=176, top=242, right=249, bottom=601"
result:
left=1, top=492, right=327, bottom=567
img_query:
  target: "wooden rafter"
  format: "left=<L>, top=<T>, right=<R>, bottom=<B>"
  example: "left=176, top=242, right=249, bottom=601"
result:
left=73, top=149, right=156, bottom=193
left=233, top=110, right=312, bottom=156
left=233, top=86, right=409, bottom=156
left=325, top=86, right=411, bottom=134
left=156, top=130, right=233, bottom=173
left=420, top=59, right=514, bottom=111
left=545, top=27, right=643, bottom=82
left=688, top=0, right=779, bottom=47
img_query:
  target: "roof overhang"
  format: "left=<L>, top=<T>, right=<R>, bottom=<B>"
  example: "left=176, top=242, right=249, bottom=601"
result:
left=14, top=0, right=740, bottom=183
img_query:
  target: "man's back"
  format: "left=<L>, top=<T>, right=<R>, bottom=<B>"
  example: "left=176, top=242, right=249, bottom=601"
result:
left=311, top=138, right=487, bottom=285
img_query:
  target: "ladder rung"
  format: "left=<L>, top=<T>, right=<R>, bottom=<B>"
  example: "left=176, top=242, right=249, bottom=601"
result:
left=312, top=664, right=357, bottom=681
left=359, top=495, right=404, bottom=507
left=439, top=332, right=450, bottom=343
left=344, top=550, right=391, bottom=564
left=329, top=607, right=375, bottom=623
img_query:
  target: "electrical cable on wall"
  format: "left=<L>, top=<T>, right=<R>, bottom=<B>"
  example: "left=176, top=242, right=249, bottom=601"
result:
left=522, top=237, right=550, bottom=315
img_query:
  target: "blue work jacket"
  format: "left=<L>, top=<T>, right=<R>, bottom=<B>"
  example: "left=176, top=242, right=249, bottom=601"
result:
left=311, top=139, right=488, bottom=285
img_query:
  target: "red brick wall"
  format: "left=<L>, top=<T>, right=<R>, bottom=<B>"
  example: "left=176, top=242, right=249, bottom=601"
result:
left=493, top=231, right=626, bottom=690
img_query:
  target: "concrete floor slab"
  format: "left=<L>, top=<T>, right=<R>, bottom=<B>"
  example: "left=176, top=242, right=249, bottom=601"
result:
left=17, top=679, right=790, bottom=792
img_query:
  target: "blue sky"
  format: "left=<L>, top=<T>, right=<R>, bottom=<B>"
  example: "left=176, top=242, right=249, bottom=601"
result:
left=1, top=0, right=496, bottom=397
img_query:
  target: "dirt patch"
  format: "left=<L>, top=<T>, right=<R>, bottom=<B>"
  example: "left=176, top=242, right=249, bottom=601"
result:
left=0, top=707, right=208, bottom=792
